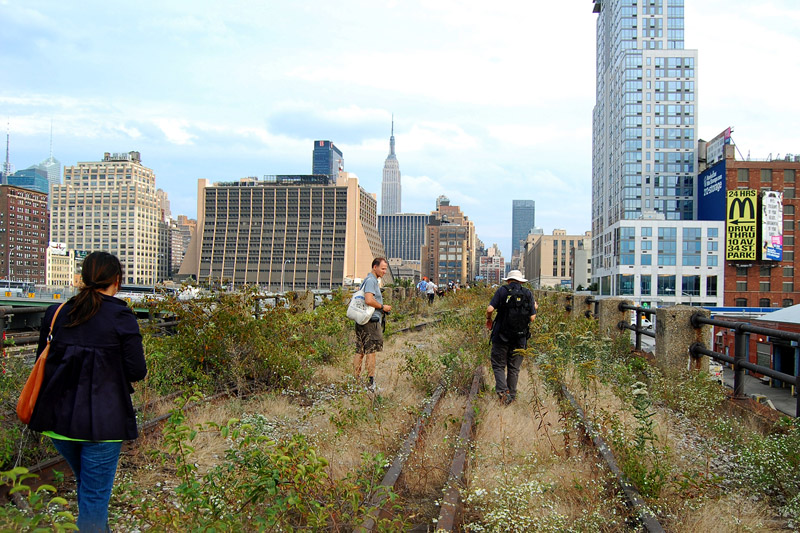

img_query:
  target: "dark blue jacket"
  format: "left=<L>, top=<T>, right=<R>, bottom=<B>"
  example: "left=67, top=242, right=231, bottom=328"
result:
left=29, top=295, right=147, bottom=441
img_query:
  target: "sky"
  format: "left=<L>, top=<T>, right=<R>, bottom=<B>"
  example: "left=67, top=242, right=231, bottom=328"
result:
left=2, top=0, right=800, bottom=259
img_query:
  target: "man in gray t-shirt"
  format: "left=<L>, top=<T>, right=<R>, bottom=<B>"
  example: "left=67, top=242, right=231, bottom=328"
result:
left=354, top=257, right=392, bottom=391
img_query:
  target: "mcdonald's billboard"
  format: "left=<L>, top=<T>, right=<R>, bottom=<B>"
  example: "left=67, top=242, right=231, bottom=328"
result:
left=726, top=189, right=757, bottom=261
left=761, top=191, right=783, bottom=261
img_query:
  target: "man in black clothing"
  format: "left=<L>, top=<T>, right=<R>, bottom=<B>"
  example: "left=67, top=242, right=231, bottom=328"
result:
left=485, top=270, right=537, bottom=404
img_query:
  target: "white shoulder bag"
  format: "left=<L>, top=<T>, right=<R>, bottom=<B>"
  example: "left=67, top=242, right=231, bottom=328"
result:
left=346, top=282, right=375, bottom=325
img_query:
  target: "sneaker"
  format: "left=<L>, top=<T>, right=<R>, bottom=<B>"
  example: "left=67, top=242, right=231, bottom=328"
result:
left=504, top=394, right=515, bottom=406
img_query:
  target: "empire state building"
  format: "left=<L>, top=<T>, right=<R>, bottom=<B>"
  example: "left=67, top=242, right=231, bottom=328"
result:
left=381, top=120, right=401, bottom=215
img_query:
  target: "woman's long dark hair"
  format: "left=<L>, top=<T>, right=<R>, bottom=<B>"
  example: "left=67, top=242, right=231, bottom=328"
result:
left=67, top=252, right=124, bottom=327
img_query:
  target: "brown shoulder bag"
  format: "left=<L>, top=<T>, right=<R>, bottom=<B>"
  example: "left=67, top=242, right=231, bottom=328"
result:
left=16, top=303, right=67, bottom=424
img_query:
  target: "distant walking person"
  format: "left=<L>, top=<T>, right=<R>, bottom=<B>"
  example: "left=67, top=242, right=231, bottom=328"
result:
left=485, top=270, right=536, bottom=405
left=417, top=277, right=428, bottom=299
left=353, top=258, right=392, bottom=391
left=29, top=252, right=147, bottom=532
left=426, top=280, right=437, bottom=305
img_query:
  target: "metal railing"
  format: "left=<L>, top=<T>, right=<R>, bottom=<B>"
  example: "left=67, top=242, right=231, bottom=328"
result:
left=618, top=302, right=656, bottom=351
left=689, top=313, right=800, bottom=417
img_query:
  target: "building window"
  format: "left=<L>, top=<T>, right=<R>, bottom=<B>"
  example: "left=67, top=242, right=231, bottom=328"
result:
left=707, top=275, right=718, bottom=296
left=760, top=169, right=772, bottom=182
left=736, top=281, right=747, bottom=291
left=783, top=299, right=794, bottom=307
left=618, top=274, right=634, bottom=295
left=786, top=205, right=795, bottom=216
left=735, top=298, right=748, bottom=306
left=641, top=274, right=652, bottom=296
left=785, top=169, right=796, bottom=183
left=786, top=251, right=794, bottom=261
left=737, top=169, right=749, bottom=182
left=783, top=282, right=794, bottom=292
left=759, top=298, right=771, bottom=307
left=707, top=255, right=718, bottom=266
left=785, top=188, right=795, bottom=199
left=784, top=267, right=794, bottom=278
left=760, top=281, right=771, bottom=292
left=736, top=266, right=748, bottom=276
left=682, top=275, right=700, bottom=296
left=641, top=254, right=652, bottom=265
left=760, top=265, right=772, bottom=277
left=708, top=227, right=719, bottom=238
left=657, top=274, right=676, bottom=296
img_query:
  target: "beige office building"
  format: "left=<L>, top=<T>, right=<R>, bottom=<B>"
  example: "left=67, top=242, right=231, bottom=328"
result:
left=51, top=151, right=158, bottom=285
left=522, top=230, right=592, bottom=289
left=179, top=172, right=389, bottom=289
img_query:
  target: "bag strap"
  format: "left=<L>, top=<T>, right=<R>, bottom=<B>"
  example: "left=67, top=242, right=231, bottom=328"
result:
left=46, top=303, right=67, bottom=343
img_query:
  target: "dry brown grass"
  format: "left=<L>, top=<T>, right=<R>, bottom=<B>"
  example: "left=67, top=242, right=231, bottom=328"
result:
left=464, top=361, right=631, bottom=530
left=666, top=493, right=784, bottom=532
left=558, top=364, right=790, bottom=531
left=316, top=328, right=441, bottom=479
left=400, top=394, right=463, bottom=498
left=117, top=325, right=450, bottom=505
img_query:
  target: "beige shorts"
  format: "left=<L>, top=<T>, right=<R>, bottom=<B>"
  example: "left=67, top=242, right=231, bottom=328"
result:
left=355, top=320, right=383, bottom=354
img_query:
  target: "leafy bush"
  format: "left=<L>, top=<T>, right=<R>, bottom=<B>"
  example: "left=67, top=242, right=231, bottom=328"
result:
left=0, top=467, right=77, bottom=531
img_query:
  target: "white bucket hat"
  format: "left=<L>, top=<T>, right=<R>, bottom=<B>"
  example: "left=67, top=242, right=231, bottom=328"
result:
left=503, top=270, right=527, bottom=283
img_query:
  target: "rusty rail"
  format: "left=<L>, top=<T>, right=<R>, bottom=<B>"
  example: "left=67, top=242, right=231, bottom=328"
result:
left=435, top=365, right=483, bottom=531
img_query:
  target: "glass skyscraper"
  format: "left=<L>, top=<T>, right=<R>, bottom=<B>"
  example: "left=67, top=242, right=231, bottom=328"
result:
left=312, top=140, right=343, bottom=180
left=591, top=0, right=704, bottom=297
left=511, top=199, right=536, bottom=255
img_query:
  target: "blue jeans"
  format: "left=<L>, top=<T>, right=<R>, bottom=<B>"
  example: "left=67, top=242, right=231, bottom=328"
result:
left=50, top=439, right=122, bottom=533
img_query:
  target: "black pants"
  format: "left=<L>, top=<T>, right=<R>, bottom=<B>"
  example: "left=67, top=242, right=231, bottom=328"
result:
left=490, top=339, right=525, bottom=399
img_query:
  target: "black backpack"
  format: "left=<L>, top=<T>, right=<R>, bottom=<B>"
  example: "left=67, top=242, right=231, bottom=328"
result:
left=500, top=283, right=533, bottom=339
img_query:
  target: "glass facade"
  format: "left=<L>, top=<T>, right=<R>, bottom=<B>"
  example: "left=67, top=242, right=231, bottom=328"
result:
left=592, top=0, right=697, bottom=275
left=511, top=200, right=536, bottom=255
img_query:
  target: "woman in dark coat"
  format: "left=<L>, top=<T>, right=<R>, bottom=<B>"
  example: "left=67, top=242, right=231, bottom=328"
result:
left=29, top=252, right=146, bottom=532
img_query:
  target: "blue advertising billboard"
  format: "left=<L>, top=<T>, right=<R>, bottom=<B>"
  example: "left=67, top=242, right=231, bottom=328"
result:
left=698, top=159, right=726, bottom=221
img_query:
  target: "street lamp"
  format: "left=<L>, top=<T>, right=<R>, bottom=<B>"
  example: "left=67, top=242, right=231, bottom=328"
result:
left=280, top=259, right=292, bottom=293
left=681, top=291, right=694, bottom=307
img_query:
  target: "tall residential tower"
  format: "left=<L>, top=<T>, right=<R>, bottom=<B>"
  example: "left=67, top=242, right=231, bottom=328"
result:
left=381, top=119, right=401, bottom=215
left=590, top=0, right=722, bottom=306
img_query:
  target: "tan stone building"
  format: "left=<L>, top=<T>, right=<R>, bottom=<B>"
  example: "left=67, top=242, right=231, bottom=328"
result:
left=46, top=245, right=76, bottom=287
left=51, top=151, right=158, bottom=285
left=179, top=172, right=389, bottom=289
left=522, top=230, right=592, bottom=289
left=420, top=198, right=477, bottom=285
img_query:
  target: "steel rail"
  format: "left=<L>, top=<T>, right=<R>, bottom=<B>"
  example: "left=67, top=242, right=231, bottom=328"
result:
left=561, top=386, right=665, bottom=533
left=435, top=365, right=483, bottom=531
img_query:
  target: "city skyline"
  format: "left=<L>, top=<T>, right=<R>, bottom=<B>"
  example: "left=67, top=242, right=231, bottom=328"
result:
left=2, top=1, right=799, bottom=258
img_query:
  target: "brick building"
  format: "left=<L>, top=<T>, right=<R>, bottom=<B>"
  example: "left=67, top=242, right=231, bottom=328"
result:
left=0, top=185, right=49, bottom=283
left=700, top=141, right=800, bottom=308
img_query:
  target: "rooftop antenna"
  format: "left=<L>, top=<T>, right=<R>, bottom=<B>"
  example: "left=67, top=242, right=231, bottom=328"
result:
left=3, top=120, right=10, bottom=178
